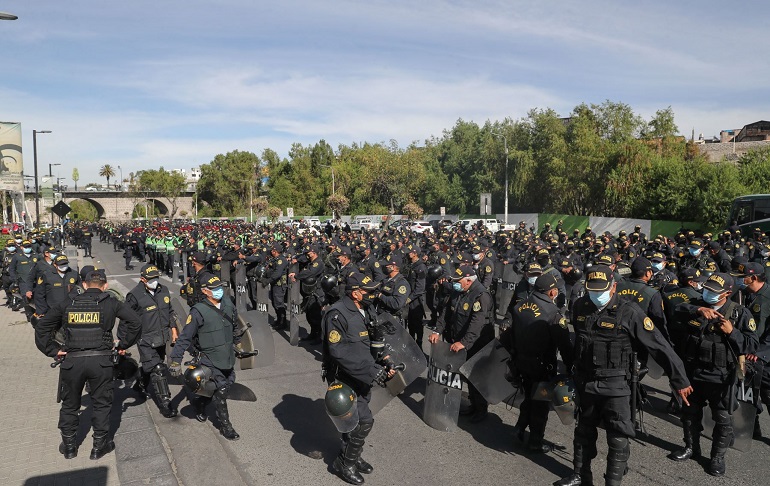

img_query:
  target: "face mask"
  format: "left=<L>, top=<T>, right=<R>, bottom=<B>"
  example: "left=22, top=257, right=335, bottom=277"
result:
left=651, top=262, right=664, bottom=272
left=702, top=289, right=723, bottom=305
left=31, top=239, right=36, bottom=243
left=23, top=248, right=32, bottom=255
left=6, top=246, right=15, bottom=252
left=736, top=278, right=747, bottom=290
left=145, top=279, right=159, bottom=290
left=14, top=239, right=21, bottom=244
left=49, top=253, right=58, bottom=260
left=588, top=289, right=612, bottom=308
left=473, top=253, right=481, bottom=261
left=452, top=282, right=463, bottom=292
left=689, top=248, right=701, bottom=257
left=360, top=293, right=374, bottom=308
left=762, top=250, right=770, bottom=258
left=527, top=276, right=538, bottom=286
left=56, top=265, right=69, bottom=273
left=211, top=288, right=224, bottom=300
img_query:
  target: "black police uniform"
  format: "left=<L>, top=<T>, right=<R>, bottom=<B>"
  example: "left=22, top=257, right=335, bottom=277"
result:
left=743, top=280, right=770, bottom=437
left=502, top=289, right=573, bottom=451
left=322, top=292, right=388, bottom=484
left=671, top=293, right=758, bottom=475
left=82, top=229, right=93, bottom=257
left=10, top=247, right=38, bottom=321
left=434, top=279, right=494, bottom=420
left=405, top=257, right=427, bottom=349
left=34, top=287, right=142, bottom=459
left=170, top=288, right=241, bottom=439
left=556, top=292, right=689, bottom=486
left=263, top=252, right=289, bottom=328
left=296, top=254, right=325, bottom=341
left=33, top=264, right=81, bottom=318
left=377, top=270, right=410, bottom=320
left=126, top=276, right=178, bottom=417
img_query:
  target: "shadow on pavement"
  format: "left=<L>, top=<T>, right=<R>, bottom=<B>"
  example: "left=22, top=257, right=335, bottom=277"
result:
left=23, top=466, right=111, bottom=485
left=273, top=394, right=340, bottom=465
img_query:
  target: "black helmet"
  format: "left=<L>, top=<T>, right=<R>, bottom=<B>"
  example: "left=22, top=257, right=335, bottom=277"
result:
left=320, top=274, right=338, bottom=293
left=325, top=380, right=359, bottom=433
left=304, top=276, right=318, bottom=286
left=184, top=364, right=216, bottom=397
left=551, top=374, right=578, bottom=425
left=426, top=264, right=443, bottom=281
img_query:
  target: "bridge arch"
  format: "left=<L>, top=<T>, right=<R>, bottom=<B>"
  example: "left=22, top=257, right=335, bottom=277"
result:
left=65, top=198, right=106, bottom=220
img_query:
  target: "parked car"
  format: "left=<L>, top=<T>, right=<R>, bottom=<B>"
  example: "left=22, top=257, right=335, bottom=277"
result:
left=409, top=221, right=433, bottom=234
left=350, top=219, right=379, bottom=231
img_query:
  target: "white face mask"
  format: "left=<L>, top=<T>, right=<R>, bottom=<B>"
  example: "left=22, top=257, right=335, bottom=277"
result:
left=145, top=279, right=159, bottom=290
left=56, top=265, right=69, bottom=273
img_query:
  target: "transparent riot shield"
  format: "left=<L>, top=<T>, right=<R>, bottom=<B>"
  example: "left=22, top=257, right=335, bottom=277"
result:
left=459, top=339, right=518, bottom=405
left=423, top=341, right=466, bottom=432
left=240, top=309, right=274, bottom=368
left=221, top=261, right=232, bottom=298
left=369, top=317, right=428, bottom=415
left=702, top=380, right=757, bottom=452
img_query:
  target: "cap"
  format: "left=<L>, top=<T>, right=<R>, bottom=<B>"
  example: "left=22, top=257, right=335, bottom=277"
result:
left=408, top=247, right=421, bottom=256
left=631, top=256, right=652, bottom=274
left=680, top=268, right=707, bottom=283
left=744, top=262, right=764, bottom=277
left=451, top=264, right=476, bottom=280
left=338, top=246, right=352, bottom=257
left=708, top=241, right=721, bottom=251
left=650, top=252, right=665, bottom=262
left=585, top=265, right=614, bottom=292
left=536, top=248, right=550, bottom=258
left=200, top=273, right=224, bottom=289
left=380, top=255, right=401, bottom=268
left=191, top=251, right=207, bottom=264
left=85, top=269, right=107, bottom=282
left=597, top=254, right=614, bottom=265
left=534, top=273, right=558, bottom=293
left=53, top=255, right=69, bottom=266
left=271, top=243, right=283, bottom=253
left=141, top=264, right=161, bottom=279
left=22, top=240, right=31, bottom=247
left=703, top=273, right=733, bottom=294
left=345, top=272, right=380, bottom=292
left=79, top=265, right=97, bottom=280
left=688, top=238, right=703, bottom=248
left=730, top=261, right=750, bottom=277
left=524, top=262, right=543, bottom=275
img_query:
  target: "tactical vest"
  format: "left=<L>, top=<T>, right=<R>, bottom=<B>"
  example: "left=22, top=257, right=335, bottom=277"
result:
left=192, top=300, right=236, bottom=370
left=576, top=305, right=633, bottom=380
left=63, top=293, right=112, bottom=351
left=616, top=279, right=656, bottom=314
left=131, top=285, right=172, bottom=348
left=682, top=300, right=738, bottom=371
left=448, top=283, right=487, bottom=340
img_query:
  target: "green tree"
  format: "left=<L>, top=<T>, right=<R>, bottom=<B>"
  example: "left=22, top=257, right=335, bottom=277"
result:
left=72, top=168, right=79, bottom=191
left=99, top=164, right=116, bottom=189
left=198, top=150, right=262, bottom=216
left=137, top=168, right=187, bottom=219
left=70, top=199, right=98, bottom=221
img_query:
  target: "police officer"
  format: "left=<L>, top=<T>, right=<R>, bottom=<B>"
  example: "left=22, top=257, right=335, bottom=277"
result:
left=262, top=243, right=289, bottom=330
left=429, top=264, right=494, bottom=423
left=1, top=241, right=19, bottom=309
left=555, top=265, right=691, bottom=486
left=291, top=245, right=325, bottom=343
left=375, top=256, right=410, bottom=320
left=616, top=257, right=668, bottom=340
left=82, top=226, right=93, bottom=257
left=34, top=268, right=142, bottom=460
left=123, top=231, right=137, bottom=270
left=502, top=273, right=573, bottom=453
left=126, top=264, right=179, bottom=418
left=405, top=247, right=427, bottom=350
left=184, top=251, right=208, bottom=307
left=33, top=255, right=80, bottom=321
left=10, top=240, right=38, bottom=322
left=669, top=272, right=758, bottom=476
left=321, top=272, right=395, bottom=485
left=170, top=273, right=241, bottom=440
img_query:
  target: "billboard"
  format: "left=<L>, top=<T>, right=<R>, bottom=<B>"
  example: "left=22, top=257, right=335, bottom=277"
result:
left=0, top=121, right=24, bottom=192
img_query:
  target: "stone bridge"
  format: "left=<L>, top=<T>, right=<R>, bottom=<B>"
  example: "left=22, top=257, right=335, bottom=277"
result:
left=24, top=190, right=195, bottom=221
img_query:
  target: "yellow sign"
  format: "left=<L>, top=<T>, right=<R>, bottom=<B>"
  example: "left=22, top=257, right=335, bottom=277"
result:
left=68, top=312, right=100, bottom=324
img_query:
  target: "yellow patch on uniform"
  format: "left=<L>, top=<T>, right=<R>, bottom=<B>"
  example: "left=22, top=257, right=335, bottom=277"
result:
left=643, top=317, right=654, bottom=331
left=164, top=296, right=170, bottom=304
left=328, top=330, right=341, bottom=343
left=398, top=286, right=407, bottom=295
left=748, top=319, right=757, bottom=332
left=37, top=277, right=43, bottom=285
left=277, top=259, right=283, bottom=265
left=463, top=303, right=469, bottom=311
left=312, top=262, right=318, bottom=267
left=598, top=321, right=615, bottom=329
left=485, top=266, right=492, bottom=273
left=69, top=278, right=75, bottom=284
left=359, top=331, right=369, bottom=337
left=186, top=314, right=192, bottom=325
left=753, top=304, right=761, bottom=313
left=374, top=262, right=380, bottom=268
left=440, top=258, right=446, bottom=265
left=559, top=317, right=567, bottom=329
left=473, top=301, right=481, bottom=312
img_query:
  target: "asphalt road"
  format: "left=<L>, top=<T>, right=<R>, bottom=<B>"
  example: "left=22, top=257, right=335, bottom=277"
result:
left=91, top=241, right=770, bottom=486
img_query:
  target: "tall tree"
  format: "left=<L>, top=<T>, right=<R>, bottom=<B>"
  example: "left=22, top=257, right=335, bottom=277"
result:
left=72, top=168, right=79, bottom=191
left=99, top=165, right=116, bottom=189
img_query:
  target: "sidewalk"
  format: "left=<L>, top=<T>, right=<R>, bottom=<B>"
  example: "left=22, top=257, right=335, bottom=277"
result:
left=0, top=304, right=121, bottom=485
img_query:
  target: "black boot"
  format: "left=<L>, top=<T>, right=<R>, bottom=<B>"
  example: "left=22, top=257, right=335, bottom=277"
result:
left=132, top=370, right=151, bottom=398
left=273, top=310, right=287, bottom=330
left=213, top=388, right=240, bottom=440
left=151, top=365, right=178, bottom=418
left=554, top=441, right=594, bottom=486
left=333, top=421, right=373, bottom=485
left=89, top=434, right=115, bottom=460
left=194, top=396, right=209, bottom=422
left=59, top=433, right=78, bottom=459
left=754, top=417, right=762, bottom=440
left=708, top=411, right=732, bottom=477
left=669, top=419, right=701, bottom=461
left=605, top=435, right=630, bottom=486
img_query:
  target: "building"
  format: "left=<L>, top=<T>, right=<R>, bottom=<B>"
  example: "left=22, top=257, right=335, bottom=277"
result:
left=696, top=120, right=770, bottom=162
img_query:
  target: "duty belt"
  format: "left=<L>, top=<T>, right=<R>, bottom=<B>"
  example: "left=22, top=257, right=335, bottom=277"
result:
left=65, top=350, right=113, bottom=358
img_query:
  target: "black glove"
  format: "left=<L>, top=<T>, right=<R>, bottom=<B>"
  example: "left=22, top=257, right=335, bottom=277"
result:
left=260, top=278, right=270, bottom=288
left=169, top=361, right=183, bottom=377
left=373, top=366, right=389, bottom=387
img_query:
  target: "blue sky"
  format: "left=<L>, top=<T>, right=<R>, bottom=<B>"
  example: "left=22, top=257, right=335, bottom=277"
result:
left=1, top=0, right=768, bottom=185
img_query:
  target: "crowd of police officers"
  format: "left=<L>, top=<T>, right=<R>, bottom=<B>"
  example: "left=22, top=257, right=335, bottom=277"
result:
left=8, top=218, right=770, bottom=484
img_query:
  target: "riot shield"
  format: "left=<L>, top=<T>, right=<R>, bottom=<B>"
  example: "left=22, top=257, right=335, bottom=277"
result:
left=171, top=251, right=180, bottom=283
left=221, top=261, right=232, bottom=298
left=287, top=274, right=303, bottom=346
left=553, top=399, right=576, bottom=425
left=256, top=279, right=271, bottom=315
left=369, top=317, right=428, bottom=415
left=502, top=262, right=520, bottom=284
left=167, top=297, right=188, bottom=358
left=423, top=341, right=466, bottom=432
left=532, top=381, right=554, bottom=402
left=646, top=356, right=664, bottom=380
left=458, top=339, right=518, bottom=405
left=239, top=310, right=275, bottom=368
left=179, top=250, right=188, bottom=282
left=234, top=263, right=249, bottom=314
left=702, top=380, right=757, bottom=452
left=228, top=382, right=257, bottom=402
left=495, top=281, right=516, bottom=319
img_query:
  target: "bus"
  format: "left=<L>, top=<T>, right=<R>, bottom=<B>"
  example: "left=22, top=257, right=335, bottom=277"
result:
left=727, top=194, right=770, bottom=232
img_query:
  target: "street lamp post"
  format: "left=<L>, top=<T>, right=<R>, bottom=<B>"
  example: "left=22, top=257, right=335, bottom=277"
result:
left=48, top=163, right=60, bottom=177
left=117, top=166, right=123, bottom=190
left=493, top=131, right=509, bottom=225
left=33, top=130, right=52, bottom=227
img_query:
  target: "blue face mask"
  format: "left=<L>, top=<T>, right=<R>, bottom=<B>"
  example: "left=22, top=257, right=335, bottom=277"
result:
left=651, top=262, right=664, bottom=272
left=211, top=288, right=224, bottom=300
left=527, top=276, right=538, bottom=286
left=49, top=253, right=58, bottom=260
left=23, top=248, right=32, bottom=255
left=702, top=289, right=722, bottom=305
left=6, top=246, right=15, bottom=252
left=588, top=289, right=612, bottom=308
left=689, top=248, right=701, bottom=257
left=452, top=282, right=463, bottom=292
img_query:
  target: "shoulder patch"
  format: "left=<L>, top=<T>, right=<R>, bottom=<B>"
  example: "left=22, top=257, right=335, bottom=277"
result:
left=164, top=296, right=170, bottom=304
left=473, top=301, right=481, bottom=312
left=485, top=266, right=492, bottom=273
left=643, top=317, right=654, bottom=331
left=69, top=278, right=75, bottom=284
left=398, top=285, right=407, bottom=295
left=463, top=302, right=469, bottom=311
left=558, top=317, right=567, bottom=329
left=440, top=258, right=446, bottom=265
left=374, top=262, right=380, bottom=268
left=277, top=259, right=283, bottom=265
left=753, top=304, right=760, bottom=313
left=312, top=262, right=318, bottom=267
left=748, top=318, right=757, bottom=332
left=328, top=330, right=341, bottom=343
left=186, top=314, right=192, bottom=325
left=37, top=277, right=43, bottom=285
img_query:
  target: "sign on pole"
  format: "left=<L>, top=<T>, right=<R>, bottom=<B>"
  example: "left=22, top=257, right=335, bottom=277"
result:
left=286, top=207, right=294, bottom=218
left=440, top=206, right=446, bottom=216
left=480, top=193, right=492, bottom=216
